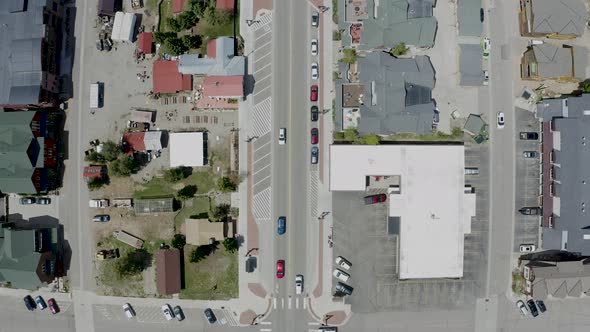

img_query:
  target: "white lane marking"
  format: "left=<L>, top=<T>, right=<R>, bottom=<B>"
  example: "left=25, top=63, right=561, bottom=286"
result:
left=308, top=322, right=320, bottom=326
left=260, top=321, right=272, bottom=325
left=295, top=297, right=299, bottom=308
left=281, top=298, right=285, bottom=309
left=303, top=298, right=307, bottom=309
left=273, top=297, right=277, bottom=309
left=260, top=329, right=272, bottom=332
left=288, top=297, right=292, bottom=309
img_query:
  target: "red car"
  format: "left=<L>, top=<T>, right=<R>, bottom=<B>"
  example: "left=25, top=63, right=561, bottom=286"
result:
left=364, top=194, right=387, bottom=205
left=276, top=260, right=285, bottom=279
left=311, top=128, right=319, bottom=144
left=310, top=85, right=318, bottom=101
left=47, top=298, right=60, bottom=314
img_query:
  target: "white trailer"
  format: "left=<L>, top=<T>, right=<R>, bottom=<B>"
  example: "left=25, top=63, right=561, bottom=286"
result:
left=114, top=230, right=144, bottom=249
left=90, top=83, right=101, bottom=109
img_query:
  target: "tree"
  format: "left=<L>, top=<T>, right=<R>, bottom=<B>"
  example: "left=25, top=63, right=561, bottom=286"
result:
left=190, top=0, right=208, bottom=15
left=177, top=185, right=198, bottom=200
left=101, top=141, right=121, bottom=162
left=341, top=49, right=357, bottom=64
left=209, top=204, right=230, bottom=223
left=580, top=80, right=590, bottom=93
left=110, top=156, right=140, bottom=177
left=164, top=37, right=188, bottom=55
left=115, top=249, right=150, bottom=277
left=204, top=5, right=218, bottom=25
left=361, top=134, right=381, bottom=145
left=165, top=167, right=187, bottom=182
left=178, top=11, right=198, bottom=30
left=167, top=17, right=182, bottom=32
left=217, top=177, right=237, bottom=192
left=222, top=237, right=238, bottom=253
left=87, top=177, right=106, bottom=190
left=390, top=43, right=409, bottom=57
left=190, top=243, right=217, bottom=263
left=171, top=234, right=186, bottom=249
left=153, top=31, right=177, bottom=43
left=85, top=151, right=105, bottom=163
left=343, top=127, right=359, bottom=141
left=182, top=34, right=202, bottom=49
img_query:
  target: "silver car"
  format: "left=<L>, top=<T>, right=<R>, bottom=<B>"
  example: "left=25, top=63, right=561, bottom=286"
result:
left=311, top=63, right=319, bottom=80
left=311, top=147, right=319, bottom=164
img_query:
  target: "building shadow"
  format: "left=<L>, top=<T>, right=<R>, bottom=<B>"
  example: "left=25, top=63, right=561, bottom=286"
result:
left=60, top=6, right=77, bottom=101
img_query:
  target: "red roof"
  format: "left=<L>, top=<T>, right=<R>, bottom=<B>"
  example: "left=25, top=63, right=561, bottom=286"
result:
left=153, top=60, right=193, bottom=94
left=83, top=166, right=105, bottom=181
left=122, top=132, right=146, bottom=153
left=203, top=76, right=244, bottom=97
left=172, top=0, right=185, bottom=13
left=216, top=0, right=235, bottom=10
left=137, top=32, right=153, bottom=54
left=207, top=39, right=217, bottom=58
left=156, top=249, right=181, bottom=294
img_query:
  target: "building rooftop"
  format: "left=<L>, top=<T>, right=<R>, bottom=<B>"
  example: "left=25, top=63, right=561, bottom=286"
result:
left=185, top=218, right=228, bottom=246
left=342, top=83, right=365, bottom=108
left=329, top=144, right=476, bottom=279
left=172, top=0, right=185, bottom=14
left=523, top=44, right=587, bottom=80
left=202, top=76, right=244, bottom=97
left=134, top=197, right=174, bottom=215
left=345, top=0, right=369, bottom=22
left=83, top=166, right=105, bottom=181
left=216, top=0, right=235, bottom=10
left=169, top=132, right=206, bottom=167
left=178, top=37, right=245, bottom=76
left=155, top=249, right=181, bottom=295
left=457, top=0, right=482, bottom=37
left=153, top=60, right=193, bottom=94
left=459, top=44, right=484, bottom=86
left=523, top=0, right=586, bottom=37
left=137, top=32, right=153, bottom=54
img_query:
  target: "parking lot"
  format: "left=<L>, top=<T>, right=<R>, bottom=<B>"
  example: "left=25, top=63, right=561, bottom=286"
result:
left=7, top=194, right=60, bottom=224
left=513, top=108, right=541, bottom=252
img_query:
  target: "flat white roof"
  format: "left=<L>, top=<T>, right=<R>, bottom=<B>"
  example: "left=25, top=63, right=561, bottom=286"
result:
left=169, top=132, right=205, bottom=167
left=330, top=145, right=476, bottom=279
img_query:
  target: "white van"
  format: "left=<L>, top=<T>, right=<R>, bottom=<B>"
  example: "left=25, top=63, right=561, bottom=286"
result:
left=279, top=128, right=286, bottom=145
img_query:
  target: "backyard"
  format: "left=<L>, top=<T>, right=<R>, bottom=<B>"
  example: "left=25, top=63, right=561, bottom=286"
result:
left=180, top=244, right=238, bottom=299
left=134, top=169, right=216, bottom=198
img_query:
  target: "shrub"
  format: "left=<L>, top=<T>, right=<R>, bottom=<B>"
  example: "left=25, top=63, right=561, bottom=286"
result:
left=222, top=237, right=238, bottom=253
left=115, top=249, right=151, bottom=277
left=390, top=43, right=409, bottom=57
left=217, top=177, right=237, bottom=192
left=110, top=156, right=140, bottom=177
left=181, top=34, right=202, bottom=49
left=153, top=31, right=177, bottom=43
left=361, top=134, right=381, bottom=145
left=164, top=37, right=188, bottom=55
left=101, top=141, right=121, bottom=162
left=209, top=204, right=230, bottom=223
left=171, top=234, right=186, bottom=249
left=177, top=185, right=198, bottom=200
left=190, top=243, right=217, bottom=263
left=87, top=177, right=106, bottom=190
left=85, top=151, right=105, bottom=163
left=165, top=167, right=187, bottom=182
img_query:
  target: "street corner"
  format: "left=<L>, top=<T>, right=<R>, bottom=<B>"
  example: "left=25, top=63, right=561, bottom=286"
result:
left=248, top=282, right=268, bottom=298
left=236, top=297, right=272, bottom=326
left=308, top=296, right=352, bottom=326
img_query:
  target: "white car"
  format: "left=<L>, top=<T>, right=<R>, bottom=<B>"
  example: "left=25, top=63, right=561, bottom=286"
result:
left=333, top=269, right=350, bottom=282
left=311, top=63, right=319, bottom=80
left=279, top=127, right=286, bottom=145
left=335, top=256, right=351, bottom=270
left=162, top=304, right=174, bottom=320
left=311, top=39, right=318, bottom=56
left=123, top=303, right=136, bottom=319
left=516, top=300, right=528, bottom=316
left=519, top=244, right=536, bottom=253
left=483, top=70, right=489, bottom=85
left=295, top=274, right=304, bottom=294
left=497, top=111, right=505, bottom=129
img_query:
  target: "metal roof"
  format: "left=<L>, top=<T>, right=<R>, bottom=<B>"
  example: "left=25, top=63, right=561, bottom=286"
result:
left=178, top=37, right=245, bottom=76
left=459, top=44, right=484, bottom=86
left=134, top=197, right=174, bottom=214
left=457, top=0, right=482, bottom=37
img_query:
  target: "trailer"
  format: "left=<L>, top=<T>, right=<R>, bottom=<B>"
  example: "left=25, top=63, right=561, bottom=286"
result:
left=113, top=230, right=144, bottom=249
left=112, top=198, right=133, bottom=208
left=90, top=82, right=102, bottom=109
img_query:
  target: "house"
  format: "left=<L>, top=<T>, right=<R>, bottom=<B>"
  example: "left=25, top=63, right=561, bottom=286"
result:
left=521, top=253, right=590, bottom=299
left=0, top=0, right=65, bottom=109
left=172, top=0, right=185, bottom=14
left=153, top=61, right=193, bottom=94
left=122, top=131, right=163, bottom=153
left=457, top=0, right=483, bottom=37
left=536, top=94, right=590, bottom=255
left=83, top=166, right=106, bottom=182
left=196, top=76, right=244, bottom=109
left=169, top=132, right=207, bottom=167
left=178, top=37, right=245, bottom=77
left=343, top=0, right=438, bottom=49
left=134, top=197, right=174, bottom=215
left=329, top=144, right=476, bottom=279
left=155, top=249, right=181, bottom=295
left=0, top=225, right=60, bottom=290
left=137, top=32, right=153, bottom=55
left=0, top=110, right=63, bottom=194
left=337, top=52, right=436, bottom=135
left=520, top=43, right=587, bottom=81
left=185, top=218, right=231, bottom=246
left=518, top=0, right=586, bottom=39
left=459, top=44, right=484, bottom=86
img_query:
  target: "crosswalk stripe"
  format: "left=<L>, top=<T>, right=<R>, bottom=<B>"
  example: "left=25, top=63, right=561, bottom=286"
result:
left=260, top=329, right=272, bottom=332
left=308, top=322, right=320, bottom=326
left=288, top=297, right=292, bottom=309
left=303, top=298, right=307, bottom=309
left=295, top=297, right=299, bottom=308
left=273, top=297, right=277, bottom=309
left=260, top=321, right=272, bottom=325
left=281, top=298, right=285, bottom=308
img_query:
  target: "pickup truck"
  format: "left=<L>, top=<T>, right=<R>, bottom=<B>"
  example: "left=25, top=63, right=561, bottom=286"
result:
left=89, top=199, right=109, bottom=208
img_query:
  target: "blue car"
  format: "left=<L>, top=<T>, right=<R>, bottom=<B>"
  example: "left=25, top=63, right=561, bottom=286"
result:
left=277, top=216, right=286, bottom=235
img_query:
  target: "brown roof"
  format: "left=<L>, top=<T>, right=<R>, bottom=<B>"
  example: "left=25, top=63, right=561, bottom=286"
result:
left=185, top=218, right=228, bottom=246
left=155, top=249, right=181, bottom=294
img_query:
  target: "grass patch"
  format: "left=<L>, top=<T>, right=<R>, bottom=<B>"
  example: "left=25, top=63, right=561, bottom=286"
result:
left=180, top=244, right=238, bottom=299
left=145, top=0, right=159, bottom=11
left=512, top=272, right=526, bottom=294
left=386, top=128, right=464, bottom=142
left=332, top=0, right=339, bottom=24
left=174, top=196, right=212, bottom=229
left=197, top=19, right=235, bottom=40
left=96, top=236, right=146, bottom=297
left=134, top=169, right=216, bottom=198
left=158, top=0, right=174, bottom=33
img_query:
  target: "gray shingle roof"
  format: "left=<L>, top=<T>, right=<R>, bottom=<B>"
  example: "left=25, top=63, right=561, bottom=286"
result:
left=178, top=37, right=245, bottom=76
left=457, top=0, right=482, bottom=37
left=459, top=44, right=483, bottom=86
left=528, top=0, right=587, bottom=37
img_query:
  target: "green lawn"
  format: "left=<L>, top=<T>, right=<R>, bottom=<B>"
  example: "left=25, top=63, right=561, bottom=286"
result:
left=174, top=196, right=212, bottom=229
left=180, top=245, right=238, bottom=299
left=96, top=236, right=146, bottom=297
left=158, top=0, right=174, bottom=32
left=134, top=169, right=216, bottom=199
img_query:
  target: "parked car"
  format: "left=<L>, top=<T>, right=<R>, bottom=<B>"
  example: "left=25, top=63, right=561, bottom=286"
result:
left=204, top=308, right=217, bottom=324
left=311, top=63, right=319, bottom=80
left=311, top=147, right=319, bottom=164
left=279, top=127, right=286, bottom=145
left=497, top=111, right=505, bottom=129
left=519, top=207, right=541, bottom=215
left=520, top=132, right=539, bottom=140
left=311, top=39, right=318, bottom=56
left=335, top=256, right=352, bottom=270
left=335, top=282, right=353, bottom=295
left=364, top=194, right=387, bottom=205
left=37, top=197, right=51, bottom=205
left=173, top=306, right=185, bottom=321
left=20, top=197, right=36, bottom=205
left=35, top=296, right=47, bottom=310
left=536, top=300, right=546, bottom=313
left=310, top=85, right=318, bottom=101
left=93, top=214, right=110, bottom=222
left=47, top=298, right=59, bottom=314
left=295, top=274, right=304, bottom=294
left=516, top=300, right=528, bottom=316
left=319, top=327, right=338, bottom=332
left=162, top=304, right=174, bottom=320
left=277, top=216, right=286, bottom=235
left=482, top=37, right=491, bottom=59
left=311, top=128, right=319, bottom=144
left=464, top=168, right=480, bottom=175
left=96, top=39, right=104, bottom=51
left=483, top=70, right=489, bottom=85
left=519, top=244, right=536, bottom=253
left=276, top=260, right=285, bottom=279
left=311, top=105, right=319, bottom=121
left=311, top=12, right=319, bottom=27
left=333, top=269, right=350, bottom=282
left=480, top=8, right=484, bottom=22
left=527, top=299, right=539, bottom=317
left=23, top=295, right=36, bottom=311
left=523, top=151, right=538, bottom=158
left=123, top=303, right=136, bottom=318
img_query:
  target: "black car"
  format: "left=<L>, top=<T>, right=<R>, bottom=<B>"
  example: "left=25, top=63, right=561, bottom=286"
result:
left=480, top=8, right=484, bottom=22
left=519, top=207, right=541, bottom=215
left=311, top=12, right=319, bottom=27
left=311, top=106, right=319, bottom=122
left=335, top=282, right=353, bottom=296
left=204, top=308, right=217, bottom=324
left=536, top=300, right=546, bottom=313
left=174, top=306, right=185, bottom=321
left=527, top=299, right=539, bottom=317
left=319, top=327, right=338, bottom=332
left=23, top=295, right=36, bottom=311
left=520, top=132, right=539, bottom=140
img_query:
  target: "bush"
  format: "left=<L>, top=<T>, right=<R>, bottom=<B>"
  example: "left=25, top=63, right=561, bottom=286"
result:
left=165, top=167, right=188, bottom=182
left=190, top=0, right=208, bottom=15
left=390, top=43, right=409, bottom=57
left=153, top=31, right=177, bottom=43
left=178, top=10, right=198, bottom=30
left=181, top=34, right=202, bottom=49
left=164, top=37, right=188, bottom=55
left=171, top=234, right=186, bottom=249
left=341, top=49, right=357, bottom=64
left=190, top=243, right=217, bottom=263
left=361, top=134, right=381, bottom=145
left=343, top=127, right=359, bottom=141
left=217, top=177, right=237, bottom=192
left=167, top=17, right=182, bottom=32
left=222, top=237, right=238, bottom=253
left=177, top=185, right=198, bottom=200
left=209, top=204, right=230, bottom=223
left=87, top=177, right=106, bottom=190
left=115, top=249, right=150, bottom=277
left=332, top=30, right=342, bottom=41
left=110, top=156, right=140, bottom=177
left=101, top=141, right=122, bottom=162
left=85, top=151, right=105, bottom=163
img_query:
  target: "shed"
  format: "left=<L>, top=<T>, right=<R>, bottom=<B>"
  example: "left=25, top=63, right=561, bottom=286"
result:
left=137, top=32, right=153, bottom=54
left=173, top=0, right=186, bottom=13
left=83, top=166, right=106, bottom=182
left=463, top=114, right=486, bottom=136
left=112, top=12, right=137, bottom=43
left=134, top=197, right=174, bottom=214
left=155, top=249, right=181, bottom=295
left=130, top=109, right=155, bottom=123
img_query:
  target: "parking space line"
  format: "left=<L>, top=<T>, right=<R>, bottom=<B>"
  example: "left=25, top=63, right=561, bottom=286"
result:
left=252, top=164, right=271, bottom=177
left=254, top=85, right=272, bottom=99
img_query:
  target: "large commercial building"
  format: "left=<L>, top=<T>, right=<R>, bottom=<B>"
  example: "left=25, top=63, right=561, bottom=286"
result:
left=330, top=144, right=476, bottom=279
left=0, top=0, right=65, bottom=109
